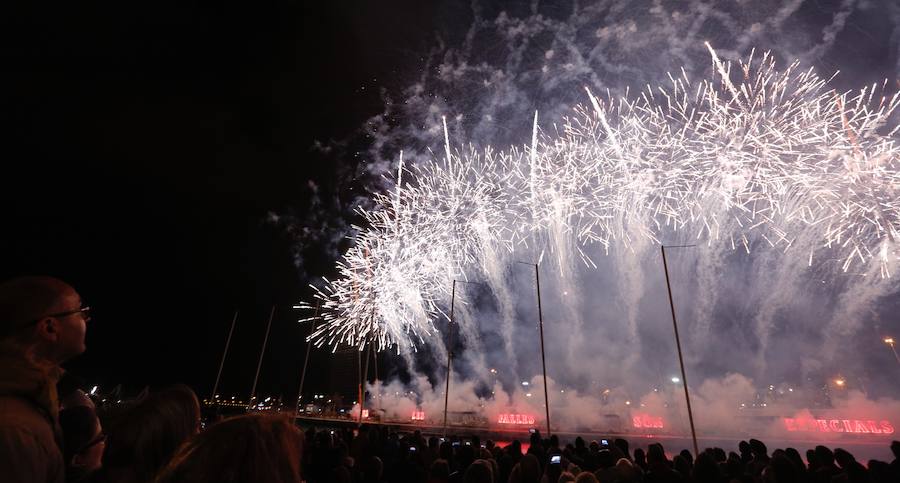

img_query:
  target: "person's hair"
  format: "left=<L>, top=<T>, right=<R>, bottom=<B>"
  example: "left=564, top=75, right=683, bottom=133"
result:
left=814, top=445, right=835, bottom=466
left=573, top=472, right=599, bottom=483
left=155, top=413, right=303, bottom=483
left=152, top=385, right=201, bottom=441
left=103, top=385, right=200, bottom=482
left=672, top=454, right=691, bottom=477
left=558, top=471, right=575, bottom=483
left=647, top=444, right=666, bottom=465
left=464, top=459, right=493, bottom=483
left=783, top=447, right=804, bottom=473
left=833, top=448, right=856, bottom=468
left=691, top=452, right=722, bottom=483
left=633, top=447, right=646, bottom=465
left=712, top=447, right=727, bottom=462
left=763, top=454, right=801, bottom=482
left=748, top=438, right=767, bottom=457
left=805, top=448, right=818, bottom=467
left=429, top=458, right=450, bottom=480
left=516, top=453, right=541, bottom=483
left=613, top=438, right=629, bottom=459
left=59, top=405, right=101, bottom=464
left=361, top=456, right=383, bottom=483
left=0, top=276, right=71, bottom=341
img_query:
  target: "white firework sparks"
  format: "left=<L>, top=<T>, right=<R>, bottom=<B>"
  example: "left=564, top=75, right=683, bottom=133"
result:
left=300, top=47, right=900, bottom=354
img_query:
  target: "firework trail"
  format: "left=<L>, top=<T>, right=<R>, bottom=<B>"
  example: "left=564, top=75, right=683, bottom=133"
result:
left=301, top=47, right=900, bottom=355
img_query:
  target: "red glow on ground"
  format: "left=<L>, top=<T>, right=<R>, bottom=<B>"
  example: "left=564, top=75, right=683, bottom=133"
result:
left=498, top=441, right=530, bottom=454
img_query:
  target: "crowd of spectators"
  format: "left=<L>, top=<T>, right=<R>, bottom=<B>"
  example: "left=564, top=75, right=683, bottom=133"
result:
left=303, top=425, right=900, bottom=483
left=2, top=276, right=900, bottom=483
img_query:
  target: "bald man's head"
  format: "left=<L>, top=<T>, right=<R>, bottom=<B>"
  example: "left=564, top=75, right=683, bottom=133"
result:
left=0, top=276, right=77, bottom=337
left=0, top=276, right=89, bottom=362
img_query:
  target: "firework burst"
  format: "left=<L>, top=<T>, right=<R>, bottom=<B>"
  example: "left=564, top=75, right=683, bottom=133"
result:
left=300, top=46, right=900, bottom=354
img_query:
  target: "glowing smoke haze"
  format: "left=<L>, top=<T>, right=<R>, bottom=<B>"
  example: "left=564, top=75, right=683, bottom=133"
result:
left=294, top=0, right=900, bottom=454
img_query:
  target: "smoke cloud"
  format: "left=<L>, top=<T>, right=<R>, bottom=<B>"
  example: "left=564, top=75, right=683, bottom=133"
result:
left=293, top=0, right=900, bottom=461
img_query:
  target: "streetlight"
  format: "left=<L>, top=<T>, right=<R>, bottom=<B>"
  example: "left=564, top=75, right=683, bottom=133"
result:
left=660, top=244, right=699, bottom=457
left=516, top=261, right=552, bottom=437
left=211, top=311, right=239, bottom=412
left=884, top=337, right=900, bottom=365
left=443, top=279, right=484, bottom=437
left=248, top=306, right=276, bottom=410
left=834, top=377, right=846, bottom=387
left=294, top=301, right=320, bottom=417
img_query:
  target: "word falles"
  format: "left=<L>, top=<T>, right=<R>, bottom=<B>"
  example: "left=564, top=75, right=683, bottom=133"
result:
left=497, top=414, right=536, bottom=425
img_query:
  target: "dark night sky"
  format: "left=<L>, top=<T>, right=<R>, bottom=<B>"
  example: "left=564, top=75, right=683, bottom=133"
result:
left=3, top=1, right=899, bottom=404
left=0, top=1, right=439, bottom=399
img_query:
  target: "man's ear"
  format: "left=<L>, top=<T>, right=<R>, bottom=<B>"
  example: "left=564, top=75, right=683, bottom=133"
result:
left=35, top=318, right=59, bottom=343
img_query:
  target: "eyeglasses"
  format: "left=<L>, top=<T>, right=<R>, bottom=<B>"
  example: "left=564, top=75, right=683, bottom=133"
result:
left=20, top=306, right=92, bottom=328
left=78, top=432, right=106, bottom=453
left=45, top=306, right=92, bottom=323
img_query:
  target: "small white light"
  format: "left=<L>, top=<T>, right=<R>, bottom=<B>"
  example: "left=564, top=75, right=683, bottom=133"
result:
left=671, top=377, right=680, bottom=383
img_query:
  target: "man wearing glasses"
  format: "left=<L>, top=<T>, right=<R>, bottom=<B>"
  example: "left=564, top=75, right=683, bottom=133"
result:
left=0, top=276, right=91, bottom=483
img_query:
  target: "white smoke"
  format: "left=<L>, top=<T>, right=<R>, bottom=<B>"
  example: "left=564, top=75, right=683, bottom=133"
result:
left=296, top=0, right=900, bottom=457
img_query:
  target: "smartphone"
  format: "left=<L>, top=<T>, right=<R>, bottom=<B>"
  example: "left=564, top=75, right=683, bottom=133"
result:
left=601, top=439, right=608, bottom=445
left=465, top=441, right=471, bottom=446
left=529, top=428, right=537, bottom=434
left=409, top=446, right=417, bottom=452
left=330, top=430, right=335, bottom=435
left=550, top=455, right=561, bottom=465
left=452, top=442, right=460, bottom=447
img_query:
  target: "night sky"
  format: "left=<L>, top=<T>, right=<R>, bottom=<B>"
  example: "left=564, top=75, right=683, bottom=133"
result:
left=1, top=1, right=439, bottom=400
left=4, top=1, right=900, bottom=405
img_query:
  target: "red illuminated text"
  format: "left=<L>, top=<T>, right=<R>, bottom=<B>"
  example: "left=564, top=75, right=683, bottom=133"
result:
left=632, top=415, right=664, bottom=429
left=411, top=411, right=425, bottom=421
left=783, top=418, right=894, bottom=435
left=361, top=409, right=369, bottom=418
left=498, top=414, right=536, bottom=425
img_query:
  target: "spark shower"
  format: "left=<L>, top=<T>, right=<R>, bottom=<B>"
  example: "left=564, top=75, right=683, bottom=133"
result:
left=302, top=46, right=900, bottom=366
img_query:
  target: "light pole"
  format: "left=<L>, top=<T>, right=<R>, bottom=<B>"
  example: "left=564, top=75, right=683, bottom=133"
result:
left=248, top=306, right=276, bottom=410
left=358, top=301, right=377, bottom=425
left=211, top=311, right=239, bottom=408
left=516, top=261, right=551, bottom=437
left=660, top=244, right=699, bottom=457
left=443, top=279, right=483, bottom=437
left=294, top=302, right=320, bottom=417
left=884, top=337, right=900, bottom=365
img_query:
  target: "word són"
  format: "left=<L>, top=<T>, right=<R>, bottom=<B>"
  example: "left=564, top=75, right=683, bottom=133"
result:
left=632, top=414, right=665, bottom=429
